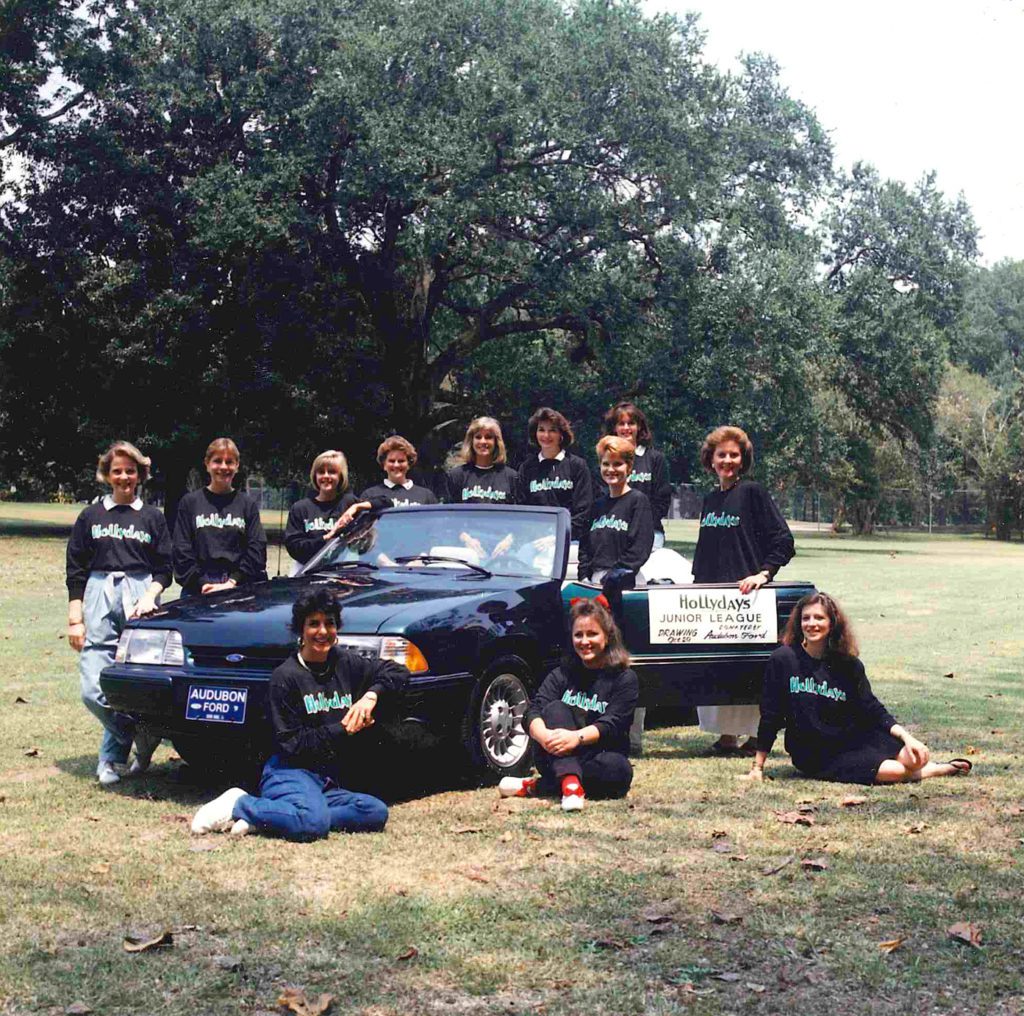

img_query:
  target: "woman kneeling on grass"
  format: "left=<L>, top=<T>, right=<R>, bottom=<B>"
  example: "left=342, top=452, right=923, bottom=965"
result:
left=191, top=589, right=408, bottom=841
left=500, top=598, right=638, bottom=812
left=744, top=592, right=973, bottom=785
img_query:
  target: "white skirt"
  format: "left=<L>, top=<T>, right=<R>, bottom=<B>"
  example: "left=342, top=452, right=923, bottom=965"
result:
left=697, top=704, right=760, bottom=737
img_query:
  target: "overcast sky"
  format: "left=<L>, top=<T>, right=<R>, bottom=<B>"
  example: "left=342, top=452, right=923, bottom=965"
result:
left=645, top=0, right=1023, bottom=265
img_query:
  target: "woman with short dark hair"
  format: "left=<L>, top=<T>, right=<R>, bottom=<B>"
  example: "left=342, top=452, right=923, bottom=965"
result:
left=66, top=440, right=172, bottom=784
left=173, top=438, right=267, bottom=594
left=744, top=592, right=972, bottom=784
left=518, top=407, right=593, bottom=543
left=501, top=598, right=637, bottom=812
left=191, top=588, right=409, bottom=841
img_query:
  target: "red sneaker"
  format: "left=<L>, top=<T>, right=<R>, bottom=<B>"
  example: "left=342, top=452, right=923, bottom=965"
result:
left=498, top=776, right=539, bottom=798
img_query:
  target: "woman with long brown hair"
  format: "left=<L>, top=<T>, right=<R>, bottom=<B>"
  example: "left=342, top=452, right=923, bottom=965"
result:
left=744, top=592, right=972, bottom=784
left=499, top=598, right=638, bottom=812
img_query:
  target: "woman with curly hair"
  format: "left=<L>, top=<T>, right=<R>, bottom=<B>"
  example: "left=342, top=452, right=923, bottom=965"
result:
left=743, top=592, right=972, bottom=785
left=360, top=435, right=439, bottom=507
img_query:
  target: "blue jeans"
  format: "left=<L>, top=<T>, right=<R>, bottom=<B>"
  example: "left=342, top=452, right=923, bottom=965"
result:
left=233, top=755, right=389, bottom=841
left=80, top=571, right=154, bottom=764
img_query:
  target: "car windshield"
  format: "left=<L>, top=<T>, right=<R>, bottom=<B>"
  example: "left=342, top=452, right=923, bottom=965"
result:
left=302, top=507, right=563, bottom=579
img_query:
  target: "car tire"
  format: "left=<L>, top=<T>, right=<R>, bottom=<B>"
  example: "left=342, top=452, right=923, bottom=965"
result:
left=462, top=656, right=536, bottom=777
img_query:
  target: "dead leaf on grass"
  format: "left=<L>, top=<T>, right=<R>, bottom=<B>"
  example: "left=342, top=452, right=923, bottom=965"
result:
left=391, top=886, right=409, bottom=897
left=277, top=987, right=334, bottom=1016
left=840, top=795, right=867, bottom=808
left=943, top=672, right=955, bottom=679
left=592, top=938, right=628, bottom=951
left=907, top=823, right=928, bottom=834
left=459, top=868, right=490, bottom=884
left=214, top=955, right=242, bottom=971
left=499, top=831, right=512, bottom=843
left=450, top=825, right=483, bottom=835
left=878, top=936, right=907, bottom=954
left=711, top=840, right=734, bottom=854
left=89, top=863, right=110, bottom=875
left=948, top=922, right=983, bottom=948
left=964, top=746, right=979, bottom=755
left=712, top=971, right=741, bottom=982
left=775, top=810, right=815, bottom=826
left=797, top=803, right=817, bottom=814
left=641, top=901, right=678, bottom=924
left=953, top=884, right=978, bottom=902
left=761, top=855, right=796, bottom=876
left=122, top=930, right=173, bottom=953
left=396, top=946, right=418, bottom=962
left=14, top=696, right=28, bottom=704
left=23, top=747, right=40, bottom=757
left=65, top=1003, right=92, bottom=1015
left=800, top=856, right=830, bottom=872
left=711, top=829, right=729, bottom=838
left=159, top=814, right=190, bottom=825
left=710, top=910, right=743, bottom=925
left=85, top=814, right=100, bottom=822
left=727, top=854, right=748, bottom=862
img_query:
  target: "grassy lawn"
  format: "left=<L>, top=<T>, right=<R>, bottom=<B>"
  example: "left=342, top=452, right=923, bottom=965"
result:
left=1, top=513, right=1022, bottom=1015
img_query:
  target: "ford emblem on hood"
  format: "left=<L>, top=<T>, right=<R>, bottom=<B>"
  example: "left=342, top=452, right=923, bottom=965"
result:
left=225, top=653, right=245, bottom=663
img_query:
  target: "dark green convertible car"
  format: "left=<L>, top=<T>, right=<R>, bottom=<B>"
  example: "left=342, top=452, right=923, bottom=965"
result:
left=101, top=504, right=813, bottom=776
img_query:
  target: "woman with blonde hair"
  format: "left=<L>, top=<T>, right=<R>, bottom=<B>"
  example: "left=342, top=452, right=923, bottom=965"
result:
left=66, top=441, right=172, bottom=784
left=172, top=438, right=267, bottom=594
left=285, top=450, right=390, bottom=569
left=443, top=416, right=520, bottom=505
left=692, top=425, right=795, bottom=755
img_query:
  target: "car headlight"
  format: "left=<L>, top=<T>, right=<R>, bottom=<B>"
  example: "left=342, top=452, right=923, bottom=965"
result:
left=336, top=635, right=429, bottom=673
left=115, top=629, right=185, bottom=666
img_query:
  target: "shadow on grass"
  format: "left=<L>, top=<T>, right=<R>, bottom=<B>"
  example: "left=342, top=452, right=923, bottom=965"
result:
left=0, top=520, right=73, bottom=537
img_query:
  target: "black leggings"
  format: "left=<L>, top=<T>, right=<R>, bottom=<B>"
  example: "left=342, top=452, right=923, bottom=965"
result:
left=533, top=701, right=633, bottom=798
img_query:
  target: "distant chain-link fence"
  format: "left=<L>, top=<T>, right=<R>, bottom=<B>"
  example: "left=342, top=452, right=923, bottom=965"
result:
left=673, top=484, right=989, bottom=532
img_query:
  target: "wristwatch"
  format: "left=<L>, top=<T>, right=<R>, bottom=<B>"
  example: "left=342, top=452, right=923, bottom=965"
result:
left=577, top=730, right=585, bottom=744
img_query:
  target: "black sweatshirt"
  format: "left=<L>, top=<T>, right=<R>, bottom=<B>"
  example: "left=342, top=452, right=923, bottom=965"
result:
left=172, top=488, right=268, bottom=594
left=360, top=481, right=439, bottom=509
left=518, top=452, right=594, bottom=542
left=284, top=491, right=390, bottom=565
left=756, top=644, right=897, bottom=772
left=628, top=446, right=671, bottom=535
left=268, top=646, right=409, bottom=776
left=578, top=489, right=654, bottom=580
left=524, top=661, right=639, bottom=756
left=690, top=479, right=795, bottom=583
left=65, top=497, right=173, bottom=600
left=443, top=463, right=520, bottom=505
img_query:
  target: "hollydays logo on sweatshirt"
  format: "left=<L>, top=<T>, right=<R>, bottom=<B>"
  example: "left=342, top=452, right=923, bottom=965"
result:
left=90, top=523, right=153, bottom=544
left=789, top=676, right=848, bottom=702
left=561, top=688, right=608, bottom=714
left=303, top=689, right=354, bottom=715
left=699, top=510, right=741, bottom=529
left=196, top=513, right=246, bottom=530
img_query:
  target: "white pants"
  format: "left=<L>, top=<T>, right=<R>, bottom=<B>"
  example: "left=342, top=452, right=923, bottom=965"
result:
left=697, top=704, right=759, bottom=738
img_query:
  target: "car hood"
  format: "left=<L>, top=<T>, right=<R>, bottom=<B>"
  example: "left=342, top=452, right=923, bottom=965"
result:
left=133, top=568, right=534, bottom=653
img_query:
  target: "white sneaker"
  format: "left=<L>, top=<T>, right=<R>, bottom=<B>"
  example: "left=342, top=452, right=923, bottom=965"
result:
left=128, top=728, right=163, bottom=775
left=498, top=776, right=539, bottom=798
left=229, top=819, right=251, bottom=837
left=191, top=787, right=248, bottom=835
left=561, top=792, right=585, bottom=812
left=96, top=760, right=121, bottom=786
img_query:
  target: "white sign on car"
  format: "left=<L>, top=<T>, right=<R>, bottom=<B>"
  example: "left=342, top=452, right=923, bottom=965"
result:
left=648, top=587, right=777, bottom=645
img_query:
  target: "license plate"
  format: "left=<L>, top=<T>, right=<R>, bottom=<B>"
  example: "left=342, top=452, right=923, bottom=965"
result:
left=185, top=685, right=248, bottom=724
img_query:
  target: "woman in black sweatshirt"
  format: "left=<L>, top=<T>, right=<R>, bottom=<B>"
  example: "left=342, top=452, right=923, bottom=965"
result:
left=500, top=598, right=638, bottom=812
left=65, top=441, right=172, bottom=785
left=744, top=592, right=972, bottom=785
left=285, top=449, right=390, bottom=571
left=691, top=425, right=795, bottom=755
left=603, top=401, right=671, bottom=548
left=360, top=435, right=439, bottom=508
left=191, top=588, right=409, bottom=841
left=518, top=406, right=593, bottom=544
left=172, top=438, right=267, bottom=596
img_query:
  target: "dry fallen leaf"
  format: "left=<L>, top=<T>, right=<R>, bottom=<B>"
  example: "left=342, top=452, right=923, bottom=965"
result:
left=878, top=936, right=907, bottom=954
left=775, top=810, right=815, bottom=826
left=24, top=747, right=40, bottom=757
left=964, top=746, right=979, bottom=756
left=451, top=825, right=484, bottom=835
left=746, top=982, right=767, bottom=993
left=727, top=854, right=748, bottom=862
left=710, top=910, right=743, bottom=925
left=800, top=856, right=830, bottom=872
left=711, top=840, right=735, bottom=854
left=840, top=795, right=867, bottom=808
left=797, top=803, right=817, bottom=815
left=712, top=971, right=741, bottom=982
left=641, top=902, right=677, bottom=924
left=459, top=868, right=490, bottom=885
left=277, top=987, right=334, bottom=1016
left=391, top=886, right=409, bottom=897
left=14, top=696, right=28, bottom=704
left=943, top=672, right=955, bottom=679
left=214, top=955, right=242, bottom=971
left=499, top=831, right=512, bottom=843
left=948, top=922, right=983, bottom=948
left=65, top=1003, right=92, bottom=1015
left=89, top=863, right=111, bottom=876
left=592, top=937, right=628, bottom=951
left=396, top=946, right=418, bottom=962
left=122, top=930, right=173, bottom=953
left=761, top=855, right=796, bottom=876
left=907, top=823, right=927, bottom=835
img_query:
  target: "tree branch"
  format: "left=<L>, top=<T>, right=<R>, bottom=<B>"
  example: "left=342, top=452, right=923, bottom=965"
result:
left=0, top=90, right=88, bottom=150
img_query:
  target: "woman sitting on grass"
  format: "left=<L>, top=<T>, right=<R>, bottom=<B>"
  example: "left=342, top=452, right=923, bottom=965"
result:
left=191, top=588, right=408, bottom=841
left=745, top=592, right=973, bottom=785
left=499, top=598, right=637, bottom=812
